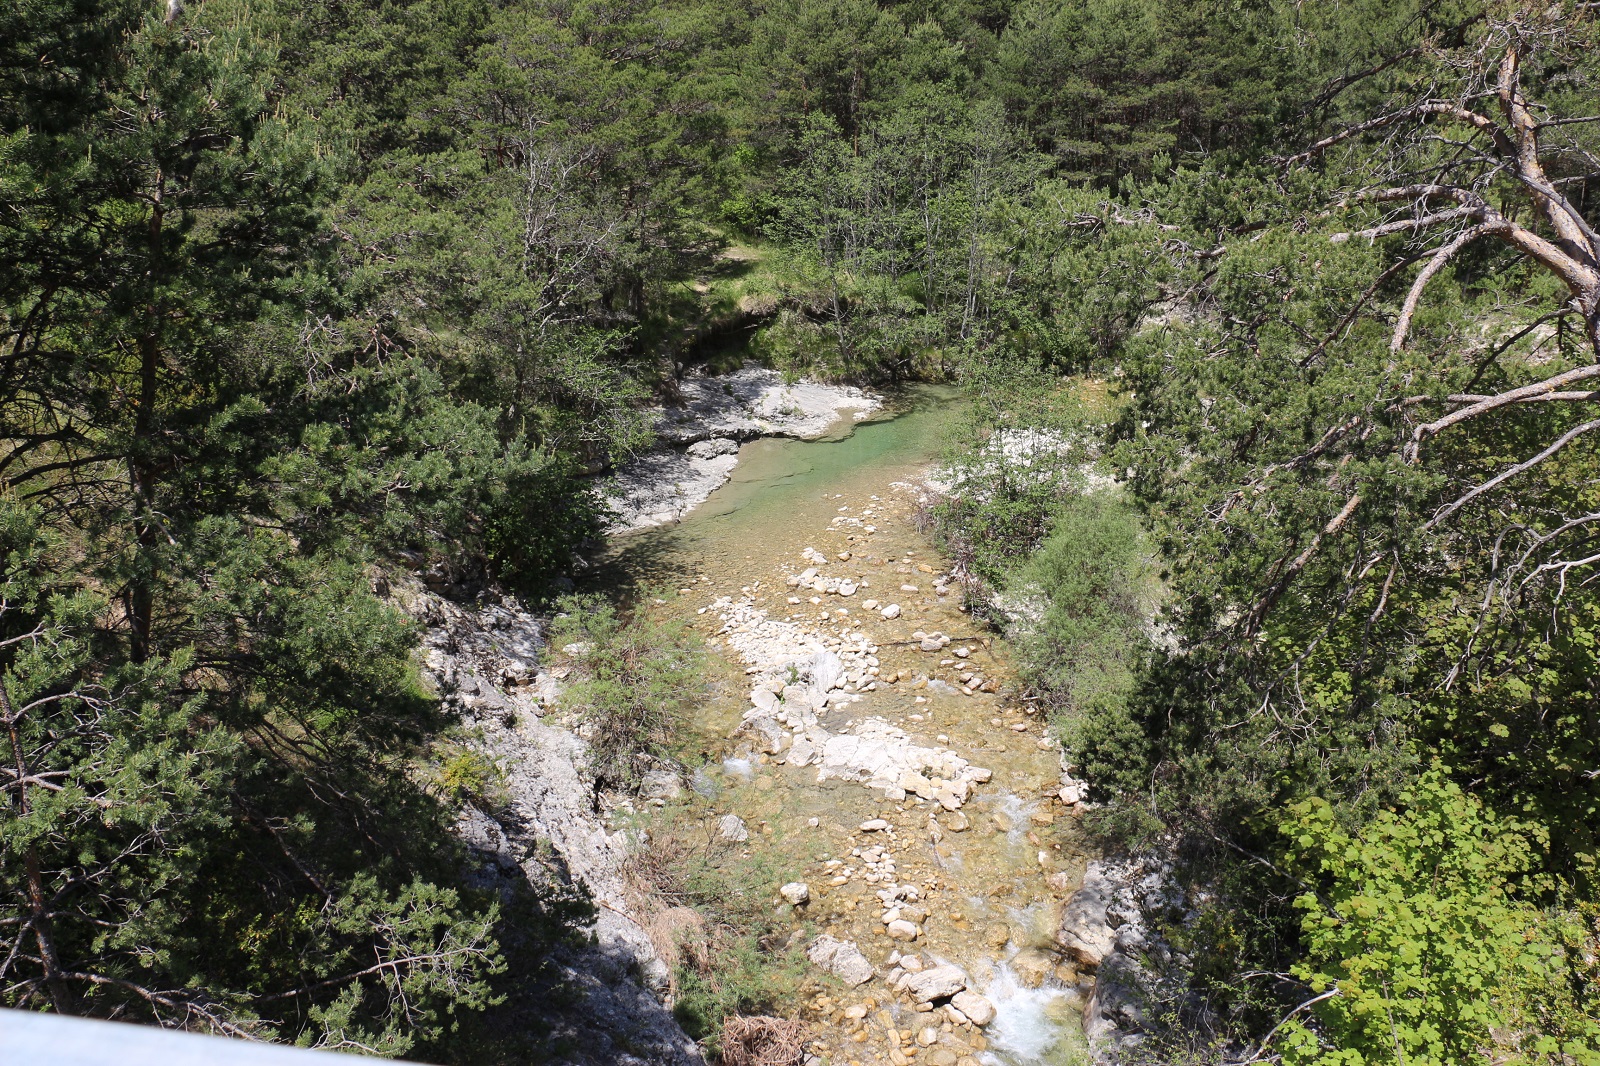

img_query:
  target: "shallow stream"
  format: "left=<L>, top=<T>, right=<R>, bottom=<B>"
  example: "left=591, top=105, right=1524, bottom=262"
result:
left=597, top=386, right=1093, bottom=1066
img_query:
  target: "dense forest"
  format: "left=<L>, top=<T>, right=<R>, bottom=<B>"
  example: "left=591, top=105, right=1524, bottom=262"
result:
left=4, top=0, right=1599, bottom=1062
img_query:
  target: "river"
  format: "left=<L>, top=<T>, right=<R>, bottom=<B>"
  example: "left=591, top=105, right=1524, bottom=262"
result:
left=597, top=385, right=1093, bottom=1066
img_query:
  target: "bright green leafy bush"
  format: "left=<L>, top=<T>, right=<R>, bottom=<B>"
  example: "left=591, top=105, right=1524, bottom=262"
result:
left=1279, top=773, right=1600, bottom=1066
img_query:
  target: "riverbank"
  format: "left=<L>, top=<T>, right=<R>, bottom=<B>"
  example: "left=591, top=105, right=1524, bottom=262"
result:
left=605, top=365, right=881, bottom=534
left=600, top=388, right=1099, bottom=1066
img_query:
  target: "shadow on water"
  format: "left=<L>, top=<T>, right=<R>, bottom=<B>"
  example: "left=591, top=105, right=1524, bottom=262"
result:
left=581, top=383, right=963, bottom=604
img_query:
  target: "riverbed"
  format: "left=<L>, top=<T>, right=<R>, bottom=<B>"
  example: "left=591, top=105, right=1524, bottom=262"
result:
left=597, top=386, right=1093, bottom=1066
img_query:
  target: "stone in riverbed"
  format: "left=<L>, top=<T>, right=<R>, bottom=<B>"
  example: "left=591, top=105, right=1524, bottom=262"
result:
left=885, top=919, right=920, bottom=941
left=1057, top=864, right=1119, bottom=969
left=859, top=818, right=891, bottom=832
left=807, top=935, right=875, bottom=987
left=780, top=882, right=810, bottom=905
left=839, top=580, right=857, bottom=596
left=905, top=964, right=966, bottom=1003
left=880, top=604, right=902, bottom=619
left=786, top=734, right=817, bottom=767
left=951, top=991, right=995, bottom=1027
left=1011, top=948, right=1057, bottom=988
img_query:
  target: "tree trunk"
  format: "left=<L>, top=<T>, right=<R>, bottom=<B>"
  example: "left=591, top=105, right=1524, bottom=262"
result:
left=128, top=173, right=164, bottom=663
left=2, top=675, right=74, bottom=1014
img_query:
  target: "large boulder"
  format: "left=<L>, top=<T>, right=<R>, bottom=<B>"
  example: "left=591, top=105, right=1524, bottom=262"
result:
left=951, top=990, right=995, bottom=1027
left=904, top=964, right=966, bottom=1003
left=1084, top=950, right=1148, bottom=1049
left=807, top=935, right=875, bottom=987
left=1057, top=864, right=1119, bottom=969
left=687, top=437, right=741, bottom=459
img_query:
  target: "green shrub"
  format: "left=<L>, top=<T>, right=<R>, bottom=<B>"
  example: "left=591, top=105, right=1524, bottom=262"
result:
left=1008, top=492, right=1156, bottom=793
left=548, top=596, right=705, bottom=792
left=1278, top=773, right=1600, bottom=1066
left=624, top=808, right=807, bottom=1054
left=437, top=746, right=509, bottom=811
left=485, top=464, right=606, bottom=598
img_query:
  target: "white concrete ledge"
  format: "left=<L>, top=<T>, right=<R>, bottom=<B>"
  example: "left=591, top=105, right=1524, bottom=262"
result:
left=0, top=1010, right=392, bottom=1065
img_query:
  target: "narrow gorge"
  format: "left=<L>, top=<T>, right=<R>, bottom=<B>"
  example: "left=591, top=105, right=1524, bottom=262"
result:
left=424, top=380, right=1153, bottom=1066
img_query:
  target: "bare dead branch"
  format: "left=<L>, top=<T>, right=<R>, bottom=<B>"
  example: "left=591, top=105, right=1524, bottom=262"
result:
left=1424, top=417, right=1600, bottom=531
left=1242, top=494, right=1363, bottom=639
left=1392, top=223, right=1504, bottom=352
left=1408, top=363, right=1600, bottom=460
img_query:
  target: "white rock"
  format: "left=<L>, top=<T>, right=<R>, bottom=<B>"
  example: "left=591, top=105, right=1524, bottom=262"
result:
left=1057, top=864, right=1119, bottom=968
left=717, top=814, right=749, bottom=842
left=951, top=991, right=996, bottom=1026
left=885, top=919, right=920, bottom=941
left=807, top=935, right=875, bottom=987
left=859, top=818, right=891, bottom=832
left=881, top=604, right=902, bottom=620
left=787, top=735, right=817, bottom=767
left=780, top=882, right=811, bottom=905
left=687, top=437, right=740, bottom=458
left=838, top=581, right=857, bottom=596
left=904, top=964, right=966, bottom=1003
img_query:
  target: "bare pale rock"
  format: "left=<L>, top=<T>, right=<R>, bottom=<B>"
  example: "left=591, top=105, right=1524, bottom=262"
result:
left=718, top=814, right=750, bottom=842
left=687, top=436, right=741, bottom=459
left=951, top=991, right=996, bottom=1027
left=780, top=882, right=810, bottom=905
left=859, top=818, right=891, bottom=832
left=880, top=604, right=902, bottom=619
left=807, top=935, right=876, bottom=987
left=1057, top=864, right=1118, bottom=969
left=886, top=919, right=921, bottom=941
left=905, top=964, right=966, bottom=1003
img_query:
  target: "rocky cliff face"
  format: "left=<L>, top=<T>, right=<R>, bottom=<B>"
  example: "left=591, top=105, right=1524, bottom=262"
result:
left=395, top=581, right=703, bottom=1066
left=1056, top=856, right=1192, bottom=1063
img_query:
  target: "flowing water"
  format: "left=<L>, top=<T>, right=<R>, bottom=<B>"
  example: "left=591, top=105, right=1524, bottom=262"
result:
left=596, top=385, right=1093, bottom=1066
